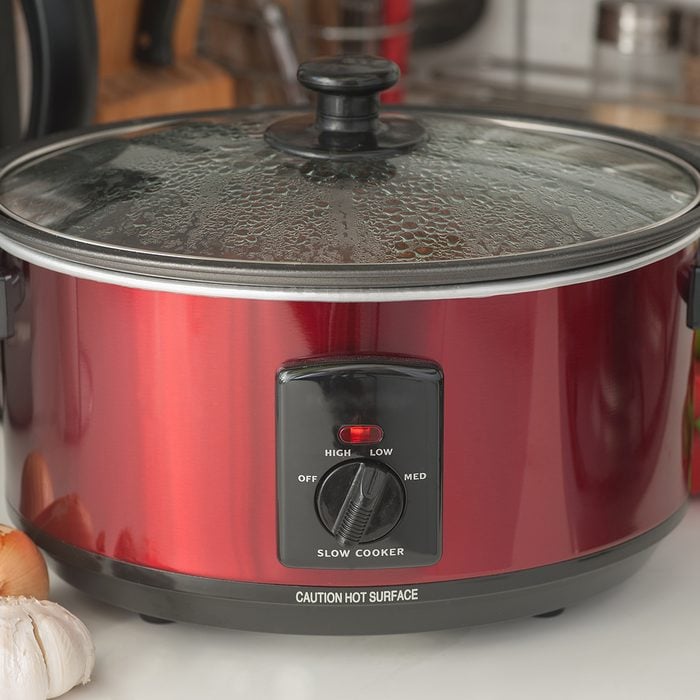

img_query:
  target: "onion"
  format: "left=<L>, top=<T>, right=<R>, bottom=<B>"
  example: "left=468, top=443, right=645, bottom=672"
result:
left=0, top=525, right=49, bottom=599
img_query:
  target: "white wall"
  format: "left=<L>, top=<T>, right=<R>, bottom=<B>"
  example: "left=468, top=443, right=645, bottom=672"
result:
left=419, top=0, right=700, bottom=70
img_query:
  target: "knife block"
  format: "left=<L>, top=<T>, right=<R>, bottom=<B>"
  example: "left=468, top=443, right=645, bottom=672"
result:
left=94, top=0, right=235, bottom=123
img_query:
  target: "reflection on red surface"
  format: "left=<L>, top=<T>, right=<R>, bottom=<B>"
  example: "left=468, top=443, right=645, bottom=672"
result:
left=113, top=529, right=137, bottom=561
left=558, top=262, right=693, bottom=547
left=691, top=355, right=700, bottom=495
left=4, top=247, right=694, bottom=586
left=33, top=494, right=94, bottom=550
left=19, top=452, right=54, bottom=521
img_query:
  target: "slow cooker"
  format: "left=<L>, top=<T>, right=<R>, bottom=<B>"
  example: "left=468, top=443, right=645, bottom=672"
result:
left=2, top=56, right=700, bottom=634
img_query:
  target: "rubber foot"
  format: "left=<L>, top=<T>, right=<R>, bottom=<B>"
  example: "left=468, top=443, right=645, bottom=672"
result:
left=533, top=608, right=566, bottom=619
left=139, top=614, right=175, bottom=624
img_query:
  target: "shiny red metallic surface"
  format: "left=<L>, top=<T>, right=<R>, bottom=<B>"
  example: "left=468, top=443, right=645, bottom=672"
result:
left=691, top=358, right=700, bottom=495
left=3, top=248, right=694, bottom=586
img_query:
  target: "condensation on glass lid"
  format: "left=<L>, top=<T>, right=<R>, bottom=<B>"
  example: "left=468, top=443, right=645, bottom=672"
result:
left=0, top=111, right=696, bottom=266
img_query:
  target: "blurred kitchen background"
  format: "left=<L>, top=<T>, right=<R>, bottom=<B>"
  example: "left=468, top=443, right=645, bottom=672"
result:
left=7, top=0, right=700, bottom=145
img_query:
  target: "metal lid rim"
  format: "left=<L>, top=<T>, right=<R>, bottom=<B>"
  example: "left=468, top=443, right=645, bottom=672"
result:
left=1, top=226, right=697, bottom=301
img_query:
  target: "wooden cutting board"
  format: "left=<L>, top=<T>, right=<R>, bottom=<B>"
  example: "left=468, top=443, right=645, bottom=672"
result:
left=94, top=0, right=235, bottom=123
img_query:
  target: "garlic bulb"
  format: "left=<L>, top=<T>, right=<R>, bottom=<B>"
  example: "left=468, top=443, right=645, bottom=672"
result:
left=0, top=597, right=94, bottom=700
left=0, top=525, right=49, bottom=599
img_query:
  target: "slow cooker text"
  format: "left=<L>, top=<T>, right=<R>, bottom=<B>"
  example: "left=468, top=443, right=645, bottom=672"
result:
left=316, top=547, right=405, bottom=558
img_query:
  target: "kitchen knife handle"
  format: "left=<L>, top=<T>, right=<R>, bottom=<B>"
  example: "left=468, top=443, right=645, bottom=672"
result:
left=135, top=0, right=181, bottom=66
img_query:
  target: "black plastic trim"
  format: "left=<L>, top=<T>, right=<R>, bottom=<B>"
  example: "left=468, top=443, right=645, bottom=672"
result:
left=12, top=504, right=685, bottom=635
left=0, top=257, right=24, bottom=339
left=1, top=107, right=700, bottom=290
left=276, top=359, right=442, bottom=569
left=688, top=249, right=700, bottom=329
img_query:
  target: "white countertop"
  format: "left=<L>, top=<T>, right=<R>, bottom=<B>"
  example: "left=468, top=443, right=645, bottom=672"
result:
left=2, top=448, right=699, bottom=700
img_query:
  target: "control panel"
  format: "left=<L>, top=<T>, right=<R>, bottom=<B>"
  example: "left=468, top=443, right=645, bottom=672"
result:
left=277, top=360, right=442, bottom=569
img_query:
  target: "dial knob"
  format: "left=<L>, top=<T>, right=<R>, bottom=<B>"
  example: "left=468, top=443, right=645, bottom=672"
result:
left=316, top=460, right=405, bottom=546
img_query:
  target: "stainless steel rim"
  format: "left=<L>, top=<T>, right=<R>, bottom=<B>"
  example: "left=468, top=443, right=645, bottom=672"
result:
left=1, top=225, right=697, bottom=301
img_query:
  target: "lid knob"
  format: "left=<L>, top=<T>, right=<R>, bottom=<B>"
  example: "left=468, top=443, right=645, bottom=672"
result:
left=264, top=55, right=426, bottom=160
left=298, top=56, right=398, bottom=136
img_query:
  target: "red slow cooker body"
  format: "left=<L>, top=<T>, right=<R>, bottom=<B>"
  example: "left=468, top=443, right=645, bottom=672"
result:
left=4, top=245, right=694, bottom=589
left=3, top=66, right=699, bottom=629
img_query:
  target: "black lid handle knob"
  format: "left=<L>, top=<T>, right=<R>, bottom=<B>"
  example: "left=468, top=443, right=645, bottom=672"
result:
left=297, top=55, right=399, bottom=94
left=298, top=55, right=399, bottom=135
left=264, top=55, right=426, bottom=161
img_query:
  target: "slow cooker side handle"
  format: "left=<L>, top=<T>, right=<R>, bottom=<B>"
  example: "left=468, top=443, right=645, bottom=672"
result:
left=0, top=258, right=25, bottom=340
left=690, top=260, right=700, bottom=330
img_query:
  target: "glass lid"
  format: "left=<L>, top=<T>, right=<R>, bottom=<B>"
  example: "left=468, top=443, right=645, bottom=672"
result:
left=0, top=56, right=698, bottom=291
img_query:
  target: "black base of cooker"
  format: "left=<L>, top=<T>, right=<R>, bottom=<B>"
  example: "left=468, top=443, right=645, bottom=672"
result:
left=13, top=507, right=684, bottom=635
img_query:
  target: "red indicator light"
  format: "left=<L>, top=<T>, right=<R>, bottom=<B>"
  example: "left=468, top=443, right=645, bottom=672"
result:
left=338, top=425, right=384, bottom=445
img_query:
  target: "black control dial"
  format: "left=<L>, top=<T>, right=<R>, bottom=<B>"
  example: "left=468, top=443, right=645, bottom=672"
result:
left=316, top=460, right=405, bottom=546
